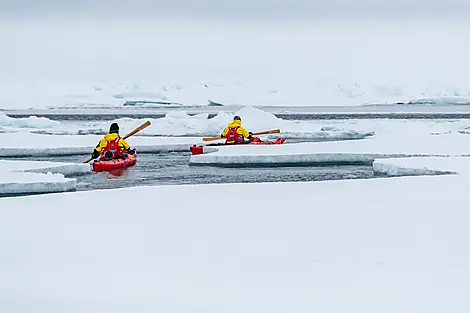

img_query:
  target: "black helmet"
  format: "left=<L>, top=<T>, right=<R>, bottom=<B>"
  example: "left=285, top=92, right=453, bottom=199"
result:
left=109, top=123, right=119, bottom=133
left=233, top=115, right=241, bottom=121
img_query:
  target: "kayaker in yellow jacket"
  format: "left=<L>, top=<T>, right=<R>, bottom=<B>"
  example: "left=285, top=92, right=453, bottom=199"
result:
left=221, top=116, right=254, bottom=144
left=91, top=123, right=135, bottom=160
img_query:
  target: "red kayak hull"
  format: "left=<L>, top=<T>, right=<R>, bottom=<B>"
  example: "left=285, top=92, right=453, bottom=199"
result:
left=92, top=154, right=137, bottom=172
left=190, top=138, right=286, bottom=155
left=248, top=138, right=286, bottom=145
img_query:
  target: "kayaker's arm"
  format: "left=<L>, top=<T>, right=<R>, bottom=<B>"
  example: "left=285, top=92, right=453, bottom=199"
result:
left=91, top=149, right=100, bottom=159
left=127, top=148, right=136, bottom=155
left=91, top=140, right=104, bottom=159
left=96, top=138, right=108, bottom=153
left=119, top=137, right=131, bottom=150
left=238, top=126, right=251, bottom=139
left=221, top=126, right=229, bottom=137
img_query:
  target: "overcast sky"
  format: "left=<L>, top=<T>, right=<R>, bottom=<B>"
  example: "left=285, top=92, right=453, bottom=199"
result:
left=2, top=0, right=470, bottom=20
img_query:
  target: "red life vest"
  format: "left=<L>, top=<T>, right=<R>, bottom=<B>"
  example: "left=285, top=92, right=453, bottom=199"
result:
left=226, top=126, right=243, bottom=143
left=102, top=138, right=124, bottom=158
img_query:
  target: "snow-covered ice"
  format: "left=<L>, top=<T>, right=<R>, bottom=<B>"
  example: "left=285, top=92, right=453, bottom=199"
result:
left=2, top=157, right=470, bottom=311
left=0, top=172, right=76, bottom=196
left=2, top=108, right=470, bottom=311
left=0, top=160, right=89, bottom=176
left=0, top=160, right=90, bottom=196
left=189, top=132, right=470, bottom=166
left=7, top=105, right=470, bottom=146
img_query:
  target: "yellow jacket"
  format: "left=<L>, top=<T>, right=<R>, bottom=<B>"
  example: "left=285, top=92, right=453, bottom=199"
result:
left=95, top=133, right=130, bottom=153
left=221, top=120, right=250, bottom=142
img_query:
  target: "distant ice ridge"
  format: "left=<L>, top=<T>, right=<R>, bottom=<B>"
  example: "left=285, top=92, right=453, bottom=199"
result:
left=0, top=112, right=59, bottom=130
left=2, top=80, right=470, bottom=110
left=0, top=107, right=374, bottom=140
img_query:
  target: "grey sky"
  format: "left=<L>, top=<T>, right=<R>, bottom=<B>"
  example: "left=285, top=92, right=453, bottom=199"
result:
left=1, top=0, right=470, bottom=19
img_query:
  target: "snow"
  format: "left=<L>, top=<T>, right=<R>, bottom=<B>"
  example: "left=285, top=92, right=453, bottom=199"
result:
left=2, top=18, right=470, bottom=109
left=0, top=160, right=90, bottom=196
left=190, top=133, right=470, bottom=166
left=0, top=132, right=202, bottom=157
left=2, top=164, right=470, bottom=311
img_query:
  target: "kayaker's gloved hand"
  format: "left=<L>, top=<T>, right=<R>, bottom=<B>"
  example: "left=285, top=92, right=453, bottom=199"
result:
left=220, top=134, right=224, bottom=138
left=128, top=148, right=136, bottom=155
left=91, top=149, right=100, bottom=159
left=248, top=132, right=254, bottom=138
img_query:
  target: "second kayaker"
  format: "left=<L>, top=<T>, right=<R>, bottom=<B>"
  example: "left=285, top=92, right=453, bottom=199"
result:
left=91, top=123, right=136, bottom=160
left=220, top=116, right=254, bottom=144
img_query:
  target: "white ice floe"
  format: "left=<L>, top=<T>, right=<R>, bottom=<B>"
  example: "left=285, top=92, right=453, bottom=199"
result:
left=0, top=160, right=90, bottom=196
left=0, top=132, right=202, bottom=157
left=0, top=172, right=76, bottom=196
left=190, top=133, right=470, bottom=166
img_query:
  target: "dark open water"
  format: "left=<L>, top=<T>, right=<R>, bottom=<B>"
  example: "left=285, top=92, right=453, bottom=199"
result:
left=15, top=152, right=375, bottom=192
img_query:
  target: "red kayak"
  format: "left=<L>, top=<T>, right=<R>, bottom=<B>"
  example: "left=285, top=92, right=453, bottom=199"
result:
left=247, top=138, right=286, bottom=145
left=190, top=138, right=286, bottom=155
left=92, top=154, right=137, bottom=172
